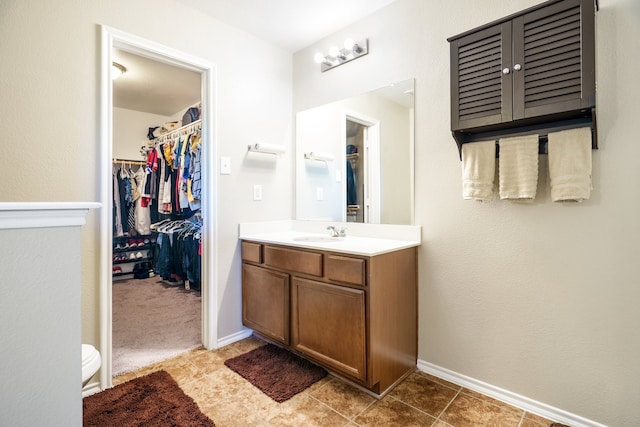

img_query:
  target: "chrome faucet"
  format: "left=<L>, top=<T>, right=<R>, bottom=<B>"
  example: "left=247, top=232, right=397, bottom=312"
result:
left=327, top=225, right=347, bottom=238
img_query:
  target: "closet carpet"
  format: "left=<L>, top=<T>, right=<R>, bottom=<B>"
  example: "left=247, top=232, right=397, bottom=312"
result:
left=112, top=277, right=201, bottom=376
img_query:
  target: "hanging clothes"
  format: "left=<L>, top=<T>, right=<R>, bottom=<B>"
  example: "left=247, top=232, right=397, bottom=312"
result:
left=151, top=218, right=202, bottom=289
left=147, top=123, right=202, bottom=220
left=346, top=160, right=358, bottom=206
left=134, top=166, right=150, bottom=235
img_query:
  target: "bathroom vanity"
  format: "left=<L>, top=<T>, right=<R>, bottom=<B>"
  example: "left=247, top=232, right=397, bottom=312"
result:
left=239, top=221, right=420, bottom=396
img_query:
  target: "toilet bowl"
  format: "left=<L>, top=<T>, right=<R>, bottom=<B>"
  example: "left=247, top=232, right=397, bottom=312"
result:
left=82, top=344, right=101, bottom=387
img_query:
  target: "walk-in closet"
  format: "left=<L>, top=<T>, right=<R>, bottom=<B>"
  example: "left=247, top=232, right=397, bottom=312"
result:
left=111, top=48, right=204, bottom=377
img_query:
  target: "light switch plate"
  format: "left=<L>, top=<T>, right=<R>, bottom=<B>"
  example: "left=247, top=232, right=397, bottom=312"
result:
left=253, top=184, right=262, bottom=201
left=220, top=156, right=231, bottom=175
left=316, top=187, right=323, bottom=201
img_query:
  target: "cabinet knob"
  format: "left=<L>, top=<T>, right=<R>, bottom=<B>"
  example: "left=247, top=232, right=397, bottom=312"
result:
left=502, top=67, right=511, bottom=75
left=513, top=63, right=522, bottom=71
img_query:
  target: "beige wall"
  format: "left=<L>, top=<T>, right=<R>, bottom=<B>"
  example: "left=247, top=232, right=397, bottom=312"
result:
left=293, top=0, right=639, bottom=425
left=0, top=0, right=293, bottom=361
left=113, top=107, right=173, bottom=160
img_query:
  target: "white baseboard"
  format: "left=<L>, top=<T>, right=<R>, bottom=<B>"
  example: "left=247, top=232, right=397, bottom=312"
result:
left=216, top=327, right=254, bottom=348
left=417, top=359, right=607, bottom=427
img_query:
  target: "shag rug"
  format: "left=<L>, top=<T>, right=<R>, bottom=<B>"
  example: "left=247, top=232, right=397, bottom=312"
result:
left=112, top=278, right=201, bottom=376
left=224, top=344, right=327, bottom=403
left=83, top=370, right=214, bottom=426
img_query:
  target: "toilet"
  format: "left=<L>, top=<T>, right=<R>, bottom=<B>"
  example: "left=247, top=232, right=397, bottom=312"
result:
left=82, top=344, right=101, bottom=388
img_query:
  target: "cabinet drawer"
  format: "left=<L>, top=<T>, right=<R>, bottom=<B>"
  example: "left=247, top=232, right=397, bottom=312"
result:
left=241, top=241, right=262, bottom=263
left=264, top=246, right=323, bottom=277
left=326, top=255, right=365, bottom=286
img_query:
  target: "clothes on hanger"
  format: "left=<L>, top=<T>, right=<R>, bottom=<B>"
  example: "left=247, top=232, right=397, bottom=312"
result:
left=112, top=161, right=151, bottom=237
left=146, top=121, right=202, bottom=219
left=151, top=217, right=202, bottom=289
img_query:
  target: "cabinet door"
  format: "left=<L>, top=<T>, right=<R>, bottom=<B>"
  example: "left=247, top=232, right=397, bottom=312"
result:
left=512, top=0, right=595, bottom=120
left=450, top=22, right=513, bottom=131
left=242, top=264, right=290, bottom=345
left=291, top=277, right=367, bottom=382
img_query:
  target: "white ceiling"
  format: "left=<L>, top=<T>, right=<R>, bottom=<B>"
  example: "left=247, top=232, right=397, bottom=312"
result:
left=175, top=0, right=398, bottom=52
left=112, top=50, right=202, bottom=117
left=113, top=0, right=398, bottom=116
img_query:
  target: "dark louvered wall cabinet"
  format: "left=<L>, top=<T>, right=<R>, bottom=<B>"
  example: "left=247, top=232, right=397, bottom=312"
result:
left=448, top=0, right=596, bottom=155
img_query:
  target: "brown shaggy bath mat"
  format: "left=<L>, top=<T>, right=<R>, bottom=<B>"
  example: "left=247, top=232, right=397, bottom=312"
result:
left=224, top=344, right=327, bottom=403
left=83, top=370, right=214, bottom=426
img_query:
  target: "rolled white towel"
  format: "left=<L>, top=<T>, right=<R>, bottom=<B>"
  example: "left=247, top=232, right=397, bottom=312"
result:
left=461, top=140, right=496, bottom=202
left=498, top=135, right=539, bottom=201
left=548, top=127, right=592, bottom=202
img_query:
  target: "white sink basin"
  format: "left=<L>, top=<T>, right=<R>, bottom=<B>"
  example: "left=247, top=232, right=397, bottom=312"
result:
left=292, top=235, right=344, bottom=242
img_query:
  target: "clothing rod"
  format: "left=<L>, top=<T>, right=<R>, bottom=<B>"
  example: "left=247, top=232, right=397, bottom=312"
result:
left=113, top=158, right=146, bottom=165
left=150, top=119, right=202, bottom=144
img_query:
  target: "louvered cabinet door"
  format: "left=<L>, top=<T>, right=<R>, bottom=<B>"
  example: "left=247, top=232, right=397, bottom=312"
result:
left=512, top=0, right=595, bottom=120
left=450, top=22, right=513, bottom=131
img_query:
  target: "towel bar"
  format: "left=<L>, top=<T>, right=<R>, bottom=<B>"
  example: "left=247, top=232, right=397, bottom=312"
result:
left=454, top=110, right=597, bottom=160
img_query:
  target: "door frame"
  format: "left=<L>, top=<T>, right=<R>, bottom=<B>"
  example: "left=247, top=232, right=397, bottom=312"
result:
left=343, top=111, right=380, bottom=223
left=99, top=25, right=218, bottom=388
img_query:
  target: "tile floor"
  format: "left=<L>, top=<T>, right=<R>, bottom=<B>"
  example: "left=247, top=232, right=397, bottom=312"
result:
left=113, top=335, right=563, bottom=427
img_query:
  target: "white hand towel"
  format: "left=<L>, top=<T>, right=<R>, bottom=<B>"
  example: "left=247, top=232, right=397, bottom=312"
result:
left=548, top=127, right=592, bottom=202
left=461, top=140, right=496, bottom=202
left=498, top=135, right=539, bottom=200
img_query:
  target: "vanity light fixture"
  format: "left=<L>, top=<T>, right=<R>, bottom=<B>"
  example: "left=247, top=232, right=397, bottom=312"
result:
left=313, top=38, right=369, bottom=72
left=304, top=151, right=335, bottom=162
left=112, top=62, right=127, bottom=80
left=247, top=142, right=286, bottom=155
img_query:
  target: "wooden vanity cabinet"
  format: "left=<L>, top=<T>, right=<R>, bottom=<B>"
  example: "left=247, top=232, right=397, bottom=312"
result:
left=241, top=240, right=418, bottom=396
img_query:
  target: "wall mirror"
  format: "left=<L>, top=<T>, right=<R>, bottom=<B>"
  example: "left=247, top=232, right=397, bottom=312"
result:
left=295, top=79, right=414, bottom=224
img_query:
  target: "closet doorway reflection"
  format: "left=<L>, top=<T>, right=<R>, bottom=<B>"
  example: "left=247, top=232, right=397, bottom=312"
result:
left=345, top=113, right=380, bottom=224
left=100, top=25, right=217, bottom=389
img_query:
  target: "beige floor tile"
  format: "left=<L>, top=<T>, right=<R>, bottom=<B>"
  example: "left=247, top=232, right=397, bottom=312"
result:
left=417, top=371, right=463, bottom=391
left=388, top=371, right=459, bottom=417
left=198, top=397, right=265, bottom=427
left=162, top=360, right=205, bottom=387
left=521, top=411, right=561, bottom=426
left=227, top=335, right=268, bottom=354
left=460, top=388, right=521, bottom=413
left=182, top=368, right=252, bottom=405
left=265, top=393, right=350, bottom=426
left=308, top=376, right=376, bottom=419
left=301, top=373, right=334, bottom=395
left=187, top=346, right=241, bottom=374
left=439, top=392, right=523, bottom=427
left=355, top=397, right=437, bottom=426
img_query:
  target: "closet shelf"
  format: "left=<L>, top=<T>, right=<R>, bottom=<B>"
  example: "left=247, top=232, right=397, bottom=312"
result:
left=113, top=244, right=156, bottom=252
left=113, top=257, right=153, bottom=265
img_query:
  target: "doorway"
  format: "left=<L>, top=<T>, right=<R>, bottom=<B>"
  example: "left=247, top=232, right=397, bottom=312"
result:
left=99, top=26, right=218, bottom=389
left=344, top=112, right=380, bottom=223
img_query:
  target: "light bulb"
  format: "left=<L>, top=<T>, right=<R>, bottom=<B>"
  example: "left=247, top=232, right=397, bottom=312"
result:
left=314, top=52, right=325, bottom=64
left=344, top=38, right=355, bottom=50
left=328, top=46, right=340, bottom=58
left=112, top=62, right=126, bottom=80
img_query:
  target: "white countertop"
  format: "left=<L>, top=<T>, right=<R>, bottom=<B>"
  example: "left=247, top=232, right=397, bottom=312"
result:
left=239, top=220, right=421, bottom=256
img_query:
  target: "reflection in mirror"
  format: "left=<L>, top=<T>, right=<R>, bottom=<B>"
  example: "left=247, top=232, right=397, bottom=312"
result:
left=296, top=79, right=414, bottom=224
